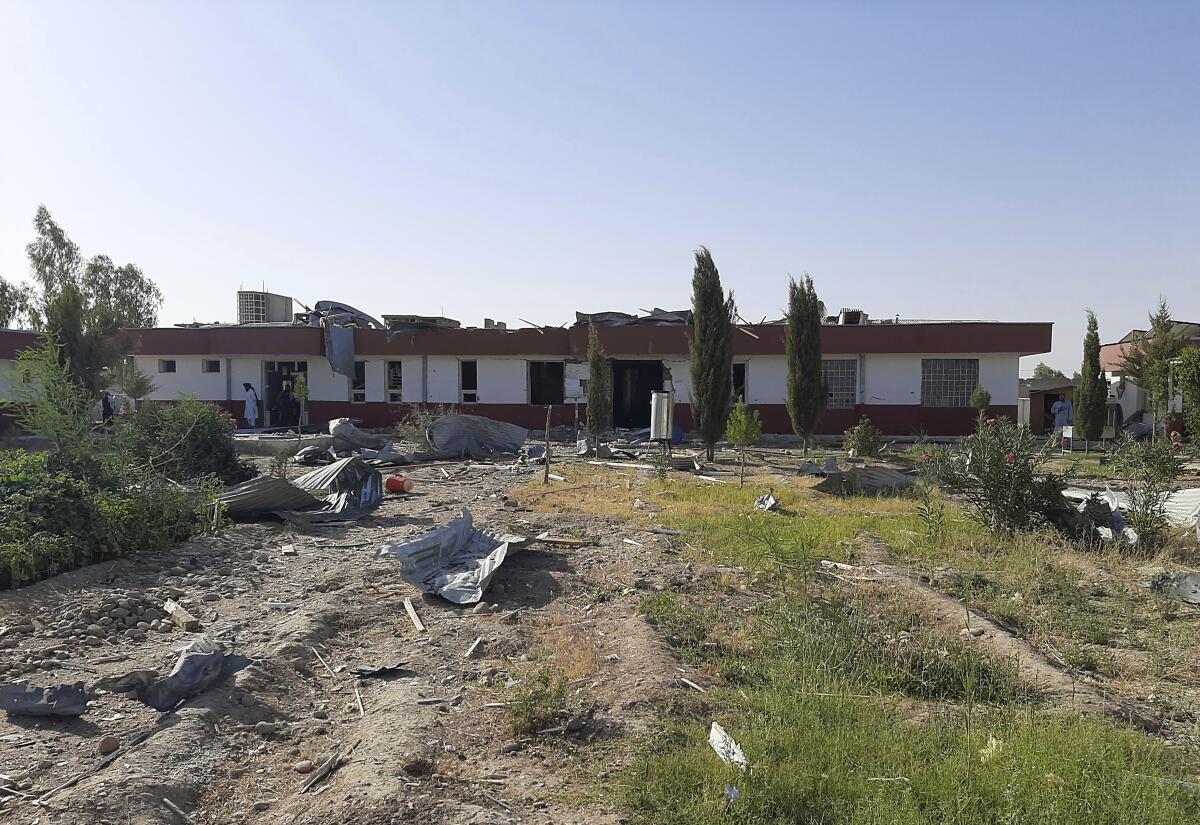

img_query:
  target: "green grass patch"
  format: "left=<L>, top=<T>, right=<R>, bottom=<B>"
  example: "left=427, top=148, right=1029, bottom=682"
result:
left=616, top=476, right=1200, bottom=824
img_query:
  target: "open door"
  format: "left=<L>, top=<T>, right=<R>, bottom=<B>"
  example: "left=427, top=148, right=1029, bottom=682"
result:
left=611, top=360, right=663, bottom=429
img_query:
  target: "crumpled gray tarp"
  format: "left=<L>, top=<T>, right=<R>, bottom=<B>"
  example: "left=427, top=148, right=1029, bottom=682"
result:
left=293, top=456, right=382, bottom=514
left=324, top=323, right=355, bottom=378
left=374, top=509, right=524, bottom=604
left=329, top=417, right=388, bottom=450
left=93, top=638, right=250, bottom=712
left=427, top=415, right=528, bottom=458
left=0, top=681, right=88, bottom=716
left=1152, top=572, right=1200, bottom=605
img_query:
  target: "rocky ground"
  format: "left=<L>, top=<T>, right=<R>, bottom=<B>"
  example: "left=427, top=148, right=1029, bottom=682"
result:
left=0, top=457, right=706, bottom=825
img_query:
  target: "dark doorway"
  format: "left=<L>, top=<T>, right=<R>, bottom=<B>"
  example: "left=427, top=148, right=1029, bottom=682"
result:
left=264, top=360, right=307, bottom=428
left=612, top=360, right=663, bottom=429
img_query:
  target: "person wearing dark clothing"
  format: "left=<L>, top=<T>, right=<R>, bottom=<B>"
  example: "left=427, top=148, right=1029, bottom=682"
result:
left=101, top=392, right=115, bottom=423
left=272, top=386, right=296, bottom=428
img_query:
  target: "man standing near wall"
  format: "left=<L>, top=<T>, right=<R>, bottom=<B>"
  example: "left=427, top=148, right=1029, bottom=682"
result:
left=243, top=382, right=260, bottom=429
left=1051, top=393, right=1073, bottom=435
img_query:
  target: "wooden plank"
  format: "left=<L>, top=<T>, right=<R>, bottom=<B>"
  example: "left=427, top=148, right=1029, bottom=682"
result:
left=403, top=598, right=426, bottom=632
left=534, top=532, right=593, bottom=547
left=163, top=599, right=200, bottom=632
left=465, top=636, right=484, bottom=659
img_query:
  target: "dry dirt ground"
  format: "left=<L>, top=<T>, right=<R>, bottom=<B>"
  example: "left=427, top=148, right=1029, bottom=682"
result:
left=0, top=458, right=707, bottom=825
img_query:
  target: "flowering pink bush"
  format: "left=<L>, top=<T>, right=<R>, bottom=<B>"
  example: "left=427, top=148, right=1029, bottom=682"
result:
left=930, top=413, right=1067, bottom=534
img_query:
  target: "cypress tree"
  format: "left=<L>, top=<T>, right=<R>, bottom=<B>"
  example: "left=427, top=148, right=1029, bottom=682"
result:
left=1076, top=309, right=1108, bottom=442
left=786, top=275, right=825, bottom=455
left=585, top=323, right=611, bottom=449
left=688, top=247, right=736, bottom=462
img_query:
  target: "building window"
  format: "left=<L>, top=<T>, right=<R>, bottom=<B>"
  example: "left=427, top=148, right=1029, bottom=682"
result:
left=921, top=358, right=979, bottom=407
left=202, top=359, right=221, bottom=374
left=158, top=359, right=176, bottom=374
left=529, top=361, right=564, bottom=405
left=821, top=359, right=857, bottom=408
left=351, top=361, right=366, bottom=404
left=387, top=361, right=403, bottom=404
left=460, top=360, right=478, bottom=403
left=732, top=363, right=747, bottom=402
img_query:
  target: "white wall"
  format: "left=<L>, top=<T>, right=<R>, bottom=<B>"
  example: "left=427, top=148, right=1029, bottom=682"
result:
left=745, top=356, right=787, bottom=404
left=863, top=353, right=1016, bottom=406
left=134, top=355, right=227, bottom=401
left=664, top=359, right=691, bottom=404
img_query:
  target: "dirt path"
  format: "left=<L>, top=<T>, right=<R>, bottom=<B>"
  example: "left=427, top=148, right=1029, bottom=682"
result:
left=853, top=532, right=1161, bottom=730
left=0, top=462, right=701, bottom=824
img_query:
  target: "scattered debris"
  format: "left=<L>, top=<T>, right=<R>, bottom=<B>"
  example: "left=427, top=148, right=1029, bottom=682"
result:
left=350, top=663, right=418, bottom=679
left=328, top=417, right=388, bottom=450
left=708, top=721, right=748, bottom=771
left=815, top=464, right=917, bottom=495
left=427, top=414, right=529, bottom=459
left=403, top=597, right=427, bottom=632
left=375, top=510, right=526, bottom=604
left=385, top=474, right=415, bottom=493
left=218, top=456, right=382, bottom=521
left=93, top=639, right=251, bottom=712
left=679, top=677, right=707, bottom=693
left=164, top=599, right=201, bottom=632
left=1150, top=572, right=1200, bottom=605
left=535, top=532, right=594, bottom=547
left=754, top=492, right=779, bottom=512
left=465, top=636, right=485, bottom=659
left=0, top=681, right=88, bottom=717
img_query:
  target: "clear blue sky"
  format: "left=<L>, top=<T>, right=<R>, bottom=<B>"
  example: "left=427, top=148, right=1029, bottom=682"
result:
left=1, top=2, right=1196, bottom=374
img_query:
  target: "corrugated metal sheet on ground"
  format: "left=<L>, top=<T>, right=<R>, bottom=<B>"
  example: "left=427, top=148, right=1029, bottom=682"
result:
left=217, top=476, right=321, bottom=517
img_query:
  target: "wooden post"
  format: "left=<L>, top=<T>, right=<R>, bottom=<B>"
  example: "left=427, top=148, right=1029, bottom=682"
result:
left=543, top=404, right=552, bottom=484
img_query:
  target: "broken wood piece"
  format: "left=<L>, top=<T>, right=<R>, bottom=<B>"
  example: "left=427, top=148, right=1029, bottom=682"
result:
left=264, top=601, right=299, bottom=610
left=465, top=636, right=484, bottom=659
left=695, top=475, right=728, bottom=484
left=281, top=544, right=298, bottom=556
left=354, top=687, right=365, bottom=718
left=403, top=597, right=426, bottom=632
left=162, top=796, right=195, bottom=824
left=311, top=647, right=337, bottom=679
left=481, top=791, right=512, bottom=812
left=299, top=752, right=340, bottom=793
left=679, top=677, right=707, bottom=693
left=534, top=532, right=594, bottom=547
left=481, top=701, right=510, bottom=708
left=163, top=599, right=200, bottom=632
left=416, top=697, right=445, bottom=705
left=536, top=724, right=567, bottom=735
left=622, top=538, right=644, bottom=547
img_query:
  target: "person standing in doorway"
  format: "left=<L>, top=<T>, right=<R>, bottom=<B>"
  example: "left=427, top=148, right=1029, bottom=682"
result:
left=243, top=382, right=260, bottom=428
left=1051, top=393, right=1073, bottom=436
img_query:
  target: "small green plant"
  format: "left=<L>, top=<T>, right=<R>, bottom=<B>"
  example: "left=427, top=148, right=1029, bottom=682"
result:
left=648, top=446, right=672, bottom=482
left=970, top=385, right=992, bottom=409
left=508, top=665, right=569, bottom=735
left=1110, top=435, right=1185, bottom=548
left=843, top=415, right=882, bottom=458
left=398, top=403, right=448, bottom=450
left=724, top=398, right=762, bottom=485
left=931, top=414, right=1067, bottom=534
left=915, top=480, right=947, bottom=544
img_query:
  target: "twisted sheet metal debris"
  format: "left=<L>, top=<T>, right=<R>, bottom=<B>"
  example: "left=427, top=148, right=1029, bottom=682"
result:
left=329, top=418, right=388, bottom=450
left=217, top=457, right=382, bottom=520
left=93, top=639, right=250, bottom=712
left=374, top=509, right=526, bottom=604
left=0, top=682, right=88, bottom=717
left=1150, top=572, right=1200, bottom=605
left=427, top=415, right=528, bottom=459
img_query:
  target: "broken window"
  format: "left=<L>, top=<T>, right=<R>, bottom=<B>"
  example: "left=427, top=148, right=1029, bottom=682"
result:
left=921, top=358, right=979, bottom=407
left=351, top=361, right=366, bottom=404
left=387, top=361, right=403, bottom=404
left=202, top=359, right=221, bottom=374
left=822, top=359, right=857, bottom=408
left=528, top=361, right=565, bottom=405
left=158, top=359, right=176, bottom=374
left=732, top=363, right=747, bottom=402
left=460, top=360, right=478, bottom=403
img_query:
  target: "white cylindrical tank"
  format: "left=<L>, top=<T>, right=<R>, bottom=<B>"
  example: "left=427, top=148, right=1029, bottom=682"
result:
left=650, top=391, right=674, bottom=441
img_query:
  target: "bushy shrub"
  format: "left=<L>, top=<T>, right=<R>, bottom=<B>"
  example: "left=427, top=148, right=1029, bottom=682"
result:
left=970, top=385, right=992, bottom=409
left=1110, top=435, right=1185, bottom=548
left=843, top=415, right=882, bottom=458
left=125, top=397, right=249, bottom=483
left=930, top=414, right=1067, bottom=534
left=0, top=450, right=211, bottom=588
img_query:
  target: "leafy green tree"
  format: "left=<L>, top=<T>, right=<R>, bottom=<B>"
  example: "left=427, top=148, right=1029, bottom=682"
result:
left=585, top=323, right=611, bottom=448
left=1031, top=363, right=1069, bottom=381
left=0, top=205, right=163, bottom=394
left=785, top=274, right=825, bottom=455
left=107, top=361, right=157, bottom=411
left=725, top=398, right=762, bottom=485
left=1175, top=347, right=1200, bottom=448
left=688, top=247, right=736, bottom=462
left=969, top=386, right=992, bottom=409
left=1076, top=310, right=1108, bottom=442
left=1120, top=299, right=1186, bottom=432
